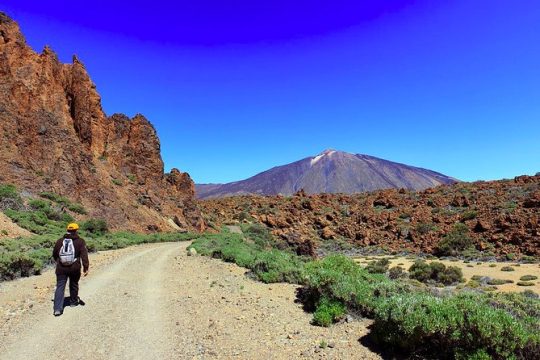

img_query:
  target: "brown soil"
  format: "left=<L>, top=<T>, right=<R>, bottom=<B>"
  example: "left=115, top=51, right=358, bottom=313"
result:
left=0, top=212, right=31, bottom=238
left=0, top=243, right=380, bottom=359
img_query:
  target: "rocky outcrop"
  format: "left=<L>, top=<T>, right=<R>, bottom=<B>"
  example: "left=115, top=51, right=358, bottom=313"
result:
left=196, top=149, right=457, bottom=199
left=199, top=175, right=540, bottom=258
left=0, top=13, right=203, bottom=232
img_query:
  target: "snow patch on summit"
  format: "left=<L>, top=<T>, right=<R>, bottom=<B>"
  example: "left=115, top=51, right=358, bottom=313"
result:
left=310, top=150, right=336, bottom=166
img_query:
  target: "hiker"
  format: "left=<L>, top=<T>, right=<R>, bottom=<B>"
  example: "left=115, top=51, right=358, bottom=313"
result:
left=52, top=223, right=89, bottom=316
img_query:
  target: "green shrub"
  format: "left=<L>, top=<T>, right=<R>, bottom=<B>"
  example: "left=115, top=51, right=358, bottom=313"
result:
left=0, top=184, right=23, bottom=210
left=304, top=255, right=406, bottom=316
left=365, top=258, right=390, bottom=274
left=38, top=192, right=86, bottom=214
left=501, top=266, right=515, bottom=272
left=313, top=297, right=346, bottom=327
left=241, top=223, right=275, bottom=248
left=67, top=203, right=87, bottom=215
left=251, top=250, right=305, bottom=283
left=415, top=222, right=437, bottom=234
left=371, top=292, right=539, bottom=359
left=4, top=209, right=66, bottom=234
left=0, top=184, right=19, bottom=200
left=28, top=199, right=50, bottom=211
left=39, top=191, right=68, bottom=204
left=111, top=178, right=123, bottom=186
left=436, top=223, right=474, bottom=256
left=487, top=278, right=513, bottom=285
left=409, top=260, right=463, bottom=285
left=188, top=232, right=306, bottom=284
left=81, top=219, right=108, bottom=235
left=520, top=275, right=538, bottom=281
left=517, top=282, right=535, bottom=287
left=388, top=266, right=406, bottom=279
left=460, top=210, right=478, bottom=222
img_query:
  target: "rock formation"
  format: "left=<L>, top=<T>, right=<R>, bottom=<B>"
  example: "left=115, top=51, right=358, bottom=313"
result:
left=200, top=175, right=540, bottom=258
left=0, top=13, right=203, bottom=232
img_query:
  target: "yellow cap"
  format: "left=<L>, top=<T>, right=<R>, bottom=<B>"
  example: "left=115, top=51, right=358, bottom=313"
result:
left=67, top=223, right=79, bottom=231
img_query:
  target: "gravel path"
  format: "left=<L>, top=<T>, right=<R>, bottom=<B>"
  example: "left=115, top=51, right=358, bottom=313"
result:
left=0, top=242, right=380, bottom=359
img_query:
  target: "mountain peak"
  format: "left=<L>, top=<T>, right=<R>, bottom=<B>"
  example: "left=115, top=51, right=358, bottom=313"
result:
left=197, top=150, right=456, bottom=199
left=320, top=148, right=338, bottom=155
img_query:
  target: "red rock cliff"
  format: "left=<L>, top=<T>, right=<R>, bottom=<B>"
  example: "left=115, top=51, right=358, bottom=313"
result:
left=0, top=13, right=204, bottom=232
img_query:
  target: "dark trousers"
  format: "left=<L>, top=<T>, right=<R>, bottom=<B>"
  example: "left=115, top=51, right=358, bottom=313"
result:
left=53, top=272, right=81, bottom=312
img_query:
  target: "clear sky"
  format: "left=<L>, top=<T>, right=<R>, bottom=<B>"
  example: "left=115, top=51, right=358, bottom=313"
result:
left=2, top=1, right=539, bottom=183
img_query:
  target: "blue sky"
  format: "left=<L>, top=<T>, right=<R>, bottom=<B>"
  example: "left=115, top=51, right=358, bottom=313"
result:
left=2, top=1, right=539, bottom=183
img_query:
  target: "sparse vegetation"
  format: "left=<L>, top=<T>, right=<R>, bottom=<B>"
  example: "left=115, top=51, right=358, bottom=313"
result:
left=415, top=222, right=438, bottom=234
left=39, top=191, right=87, bottom=214
left=0, top=183, right=199, bottom=280
left=0, top=231, right=198, bottom=280
left=435, top=223, right=474, bottom=256
left=501, top=266, right=515, bottom=272
left=460, top=209, right=478, bottom=222
left=520, top=275, right=538, bottom=281
left=188, top=231, right=306, bottom=284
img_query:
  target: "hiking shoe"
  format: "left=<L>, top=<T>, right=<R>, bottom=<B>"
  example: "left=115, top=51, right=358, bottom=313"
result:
left=70, top=298, right=79, bottom=307
left=53, top=310, right=62, bottom=316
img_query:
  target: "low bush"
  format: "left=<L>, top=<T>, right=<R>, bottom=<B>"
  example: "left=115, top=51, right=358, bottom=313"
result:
left=365, top=258, right=390, bottom=274
left=81, top=219, right=108, bottom=235
left=4, top=209, right=67, bottom=234
left=517, top=281, right=535, bottom=287
left=415, top=222, right=438, bottom=234
left=312, top=297, right=346, bottom=327
left=251, top=250, right=305, bottom=283
left=0, top=184, right=23, bottom=211
left=501, top=266, right=515, bottom=272
left=409, top=260, right=463, bottom=285
left=520, top=275, right=538, bottom=281
left=188, top=232, right=306, bottom=284
left=487, top=278, right=513, bottom=285
left=38, top=191, right=87, bottom=214
left=388, top=266, right=406, bottom=279
left=371, top=292, right=539, bottom=359
left=435, top=223, right=474, bottom=256
left=460, top=210, right=478, bottom=222
left=241, top=223, right=275, bottom=249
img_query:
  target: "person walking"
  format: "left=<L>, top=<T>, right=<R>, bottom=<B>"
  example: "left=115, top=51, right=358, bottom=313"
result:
left=52, top=223, right=89, bottom=316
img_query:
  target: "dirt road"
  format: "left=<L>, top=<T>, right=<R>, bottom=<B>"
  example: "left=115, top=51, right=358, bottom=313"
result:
left=0, top=242, right=380, bottom=359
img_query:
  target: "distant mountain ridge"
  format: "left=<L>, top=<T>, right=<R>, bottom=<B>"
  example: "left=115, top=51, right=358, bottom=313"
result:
left=196, top=149, right=457, bottom=199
